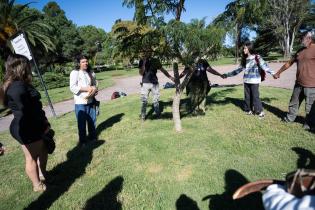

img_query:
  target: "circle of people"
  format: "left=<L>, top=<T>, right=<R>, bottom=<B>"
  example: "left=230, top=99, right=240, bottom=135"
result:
left=0, top=30, right=314, bottom=209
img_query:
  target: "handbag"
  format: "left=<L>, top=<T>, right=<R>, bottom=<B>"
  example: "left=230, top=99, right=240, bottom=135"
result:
left=93, top=98, right=100, bottom=116
left=42, top=129, right=56, bottom=154
left=255, top=55, right=266, bottom=82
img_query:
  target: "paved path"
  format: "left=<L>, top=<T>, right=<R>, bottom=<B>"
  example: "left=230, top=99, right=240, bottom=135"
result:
left=0, top=62, right=296, bottom=132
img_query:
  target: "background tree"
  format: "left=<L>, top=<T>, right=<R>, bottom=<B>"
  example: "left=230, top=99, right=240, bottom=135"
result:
left=77, top=25, right=107, bottom=63
left=0, top=0, right=55, bottom=80
left=43, top=1, right=83, bottom=63
left=261, top=0, right=311, bottom=58
left=213, top=0, right=266, bottom=63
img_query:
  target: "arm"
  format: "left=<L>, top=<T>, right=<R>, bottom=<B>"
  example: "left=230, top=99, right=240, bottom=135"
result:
left=207, top=66, right=224, bottom=78
left=223, top=66, right=244, bottom=78
left=179, top=67, right=190, bottom=79
left=138, top=59, right=145, bottom=76
left=160, top=67, right=175, bottom=82
left=274, top=58, right=295, bottom=79
left=257, top=56, right=275, bottom=75
left=69, top=70, right=93, bottom=95
left=262, top=184, right=315, bottom=210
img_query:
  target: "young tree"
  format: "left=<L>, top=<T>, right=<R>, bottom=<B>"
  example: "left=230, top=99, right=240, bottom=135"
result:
left=120, top=0, right=225, bottom=132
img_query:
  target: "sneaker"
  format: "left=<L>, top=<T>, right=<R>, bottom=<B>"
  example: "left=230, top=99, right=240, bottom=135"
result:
left=33, top=181, right=46, bottom=192
left=303, top=123, right=310, bottom=130
left=258, top=112, right=265, bottom=119
left=282, top=116, right=292, bottom=123
left=245, top=111, right=253, bottom=115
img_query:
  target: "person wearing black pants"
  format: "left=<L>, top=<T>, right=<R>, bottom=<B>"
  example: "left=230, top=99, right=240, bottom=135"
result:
left=244, top=83, right=263, bottom=114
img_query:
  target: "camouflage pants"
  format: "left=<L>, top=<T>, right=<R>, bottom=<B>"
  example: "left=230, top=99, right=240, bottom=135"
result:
left=140, top=83, right=160, bottom=119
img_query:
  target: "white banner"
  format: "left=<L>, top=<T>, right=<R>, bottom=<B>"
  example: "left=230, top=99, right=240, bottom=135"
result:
left=10, top=33, right=32, bottom=61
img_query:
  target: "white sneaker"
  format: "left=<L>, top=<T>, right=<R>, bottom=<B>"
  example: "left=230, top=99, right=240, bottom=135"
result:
left=245, top=111, right=253, bottom=115
left=258, top=112, right=265, bottom=119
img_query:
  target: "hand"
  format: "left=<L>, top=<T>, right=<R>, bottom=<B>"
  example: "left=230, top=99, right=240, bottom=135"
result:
left=221, top=74, right=227, bottom=79
left=273, top=73, right=280, bottom=79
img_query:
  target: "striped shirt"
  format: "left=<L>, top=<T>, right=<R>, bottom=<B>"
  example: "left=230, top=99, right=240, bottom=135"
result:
left=225, top=55, right=274, bottom=84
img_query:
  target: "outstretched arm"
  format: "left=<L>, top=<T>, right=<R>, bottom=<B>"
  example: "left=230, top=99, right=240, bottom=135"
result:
left=207, top=66, right=224, bottom=78
left=179, top=67, right=190, bottom=79
left=274, top=58, right=295, bottom=79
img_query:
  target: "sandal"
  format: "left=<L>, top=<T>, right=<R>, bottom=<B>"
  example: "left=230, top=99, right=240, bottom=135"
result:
left=33, top=181, right=46, bottom=192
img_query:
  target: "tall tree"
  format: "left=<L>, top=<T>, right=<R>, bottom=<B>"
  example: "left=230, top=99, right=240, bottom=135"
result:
left=42, top=1, right=83, bottom=62
left=0, top=0, right=55, bottom=80
left=213, top=0, right=266, bottom=63
left=263, top=0, right=311, bottom=58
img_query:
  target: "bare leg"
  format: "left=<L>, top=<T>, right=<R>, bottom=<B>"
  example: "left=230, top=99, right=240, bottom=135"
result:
left=37, top=145, right=48, bottom=180
left=21, top=140, right=46, bottom=191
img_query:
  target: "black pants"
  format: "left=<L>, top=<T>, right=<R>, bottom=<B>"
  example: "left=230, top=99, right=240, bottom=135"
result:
left=244, top=83, right=263, bottom=113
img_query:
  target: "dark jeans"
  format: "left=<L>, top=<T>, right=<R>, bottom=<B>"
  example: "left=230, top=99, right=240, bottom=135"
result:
left=244, top=83, right=263, bottom=113
left=75, top=103, right=97, bottom=143
left=286, top=84, right=315, bottom=127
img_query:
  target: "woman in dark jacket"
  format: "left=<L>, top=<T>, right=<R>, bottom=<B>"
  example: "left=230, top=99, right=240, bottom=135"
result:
left=0, top=54, right=49, bottom=192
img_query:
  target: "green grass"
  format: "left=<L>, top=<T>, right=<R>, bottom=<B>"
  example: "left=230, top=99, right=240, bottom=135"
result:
left=0, top=86, right=314, bottom=209
left=210, top=57, right=236, bottom=66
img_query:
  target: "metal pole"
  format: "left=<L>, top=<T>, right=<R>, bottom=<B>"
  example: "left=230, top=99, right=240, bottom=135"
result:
left=23, top=32, right=57, bottom=117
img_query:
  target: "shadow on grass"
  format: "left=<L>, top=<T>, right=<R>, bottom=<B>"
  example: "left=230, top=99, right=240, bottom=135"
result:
left=202, top=169, right=264, bottom=210
left=176, top=194, right=200, bottom=210
left=96, top=113, right=124, bottom=137
left=25, top=140, right=105, bottom=210
left=84, top=176, right=124, bottom=210
left=292, top=147, right=315, bottom=169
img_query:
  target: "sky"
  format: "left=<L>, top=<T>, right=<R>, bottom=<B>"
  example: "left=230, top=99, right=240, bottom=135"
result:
left=15, top=0, right=233, bottom=32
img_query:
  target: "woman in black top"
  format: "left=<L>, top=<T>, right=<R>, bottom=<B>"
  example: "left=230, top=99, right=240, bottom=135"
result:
left=0, top=54, right=49, bottom=192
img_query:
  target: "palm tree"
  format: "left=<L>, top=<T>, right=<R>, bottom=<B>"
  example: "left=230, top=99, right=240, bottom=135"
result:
left=0, top=0, right=55, bottom=57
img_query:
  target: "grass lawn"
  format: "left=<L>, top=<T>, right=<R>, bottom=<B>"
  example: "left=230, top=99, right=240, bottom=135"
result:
left=0, top=86, right=314, bottom=210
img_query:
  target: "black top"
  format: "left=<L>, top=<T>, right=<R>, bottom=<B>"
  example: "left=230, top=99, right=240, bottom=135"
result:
left=139, top=58, right=162, bottom=84
left=191, top=59, right=210, bottom=82
left=6, top=81, right=48, bottom=144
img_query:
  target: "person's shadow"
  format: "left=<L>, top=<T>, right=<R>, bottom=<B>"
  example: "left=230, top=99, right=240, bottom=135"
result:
left=25, top=140, right=105, bottom=210
left=176, top=194, right=200, bottom=210
left=96, top=113, right=124, bottom=137
left=84, top=176, right=124, bottom=210
left=292, top=147, right=315, bottom=169
left=202, top=169, right=264, bottom=210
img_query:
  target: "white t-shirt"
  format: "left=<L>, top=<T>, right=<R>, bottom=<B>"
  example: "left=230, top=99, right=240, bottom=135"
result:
left=69, top=70, right=96, bottom=104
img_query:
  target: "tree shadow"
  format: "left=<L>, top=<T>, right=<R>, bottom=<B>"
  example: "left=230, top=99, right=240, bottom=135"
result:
left=84, top=176, right=124, bottom=210
left=292, top=147, right=315, bottom=169
left=25, top=140, right=105, bottom=210
left=202, top=169, right=264, bottom=210
left=96, top=113, right=124, bottom=137
left=176, top=194, right=200, bottom=210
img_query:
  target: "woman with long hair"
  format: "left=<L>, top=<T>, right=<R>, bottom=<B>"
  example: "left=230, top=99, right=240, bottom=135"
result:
left=0, top=54, right=50, bottom=192
left=223, top=41, right=276, bottom=118
left=70, top=55, right=98, bottom=146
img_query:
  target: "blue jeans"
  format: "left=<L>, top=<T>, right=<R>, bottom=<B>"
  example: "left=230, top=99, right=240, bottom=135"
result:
left=75, top=103, right=97, bottom=143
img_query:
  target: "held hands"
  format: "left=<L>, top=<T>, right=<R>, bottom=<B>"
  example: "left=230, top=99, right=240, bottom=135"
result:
left=273, top=72, right=280, bottom=79
left=221, top=74, right=227, bottom=79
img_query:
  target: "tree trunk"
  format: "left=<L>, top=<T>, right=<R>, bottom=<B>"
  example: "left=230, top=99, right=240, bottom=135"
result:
left=172, top=62, right=182, bottom=132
